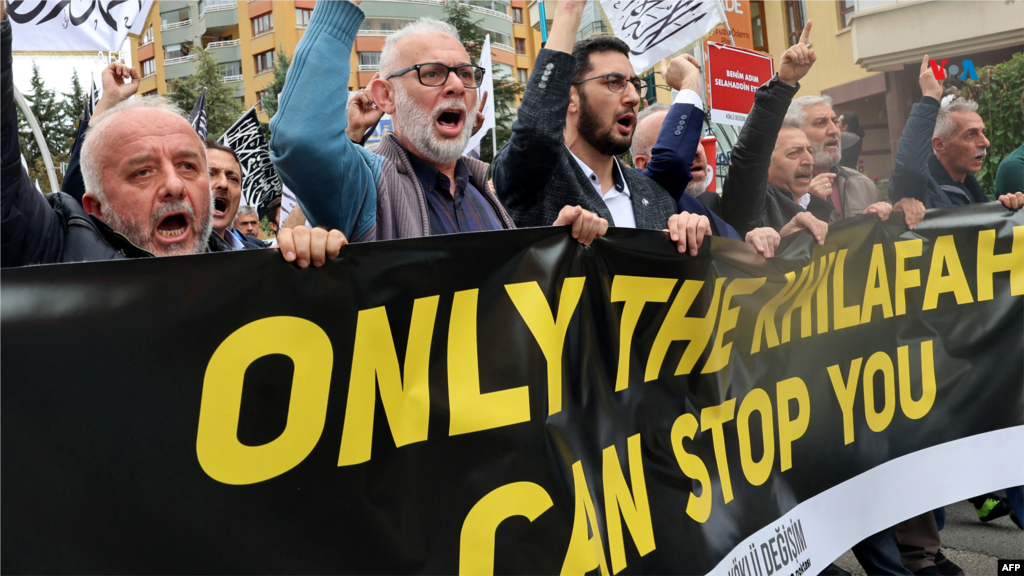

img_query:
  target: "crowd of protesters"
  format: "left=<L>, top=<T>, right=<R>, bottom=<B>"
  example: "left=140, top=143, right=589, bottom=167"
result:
left=1, top=0, right=1022, bottom=574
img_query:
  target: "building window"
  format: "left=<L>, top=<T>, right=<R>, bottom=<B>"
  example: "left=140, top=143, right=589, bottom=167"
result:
left=140, top=26, right=154, bottom=46
left=464, top=0, right=508, bottom=16
left=517, top=68, right=527, bottom=83
left=512, top=7, right=523, bottom=23
left=750, top=0, right=768, bottom=52
left=514, top=38, right=526, bottom=54
left=256, top=89, right=270, bottom=112
left=160, top=7, right=190, bottom=28
left=359, top=52, right=381, bottom=70
left=219, top=60, right=242, bottom=77
left=254, top=49, right=275, bottom=74
left=141, top=58, right=156, bottom=77
left=493, top=62, right=513, bottom=79
left=142, top=89, right=158, bottom=97
left=485, top=29, right=512, bottom=46
left=359, top=17, right=415, bottom=32
left=164, top=42, right=193, bottom=60
left=837, top=0, right=856, bottom=28
left=784, top=0, right=806, bottom=47
left=251, top=13, right=273, bottom=37
left=296, top=8, right=312, bottom=27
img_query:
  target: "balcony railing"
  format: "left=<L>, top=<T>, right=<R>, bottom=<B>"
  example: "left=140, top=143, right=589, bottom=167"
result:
left=139, top=38, right=154, bottom=48
left=164, top=54, right=197, bottom=66
left=206, top=1, right=237, bottom=13
left=207, top=39, right=241, bottom=49
left=492, top=42, right=514, bottom=53
left=358, top=64, right=381, bottom=71
left=220, top=74, right=244, bottom=83
left=161, top=19, right=191, bottom=31
left=469, top=5, right=511, bottom=21
left=357, top=29, right=397, bottom=36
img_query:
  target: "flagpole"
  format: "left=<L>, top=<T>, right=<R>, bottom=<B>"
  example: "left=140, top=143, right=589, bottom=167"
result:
left=491, top=127, right=497, bottom=161
left=13, top=85, right=60, bottom=194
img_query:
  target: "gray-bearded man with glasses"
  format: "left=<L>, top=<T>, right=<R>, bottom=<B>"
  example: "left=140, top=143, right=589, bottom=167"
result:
left=270, top=0, right=607, bottom=244
left=492, top=0, right=712, bottom=255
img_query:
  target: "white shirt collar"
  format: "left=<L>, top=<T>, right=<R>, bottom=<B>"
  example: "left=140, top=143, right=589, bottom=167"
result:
left=566, top=146, right=630, bottom=198
left=797, top=193, right=811, bottom=209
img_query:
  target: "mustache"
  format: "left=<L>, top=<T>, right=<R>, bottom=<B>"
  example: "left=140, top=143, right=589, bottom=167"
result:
left=150, top=199, right=196, bottom=229
left=431, top=98, right=467, bottom=119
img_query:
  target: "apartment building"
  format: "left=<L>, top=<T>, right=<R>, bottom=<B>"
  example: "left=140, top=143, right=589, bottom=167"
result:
left=131, top=0, right=542, bottom=122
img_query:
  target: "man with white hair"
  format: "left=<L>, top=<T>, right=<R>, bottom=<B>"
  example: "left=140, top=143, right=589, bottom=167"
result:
left=1, top=7, right=342, bottom=268
left=270, top=0, right=606, bottom=246
left=889, top=54, right=1023, bottom=211
left=783, top=94, right=878, bottom=220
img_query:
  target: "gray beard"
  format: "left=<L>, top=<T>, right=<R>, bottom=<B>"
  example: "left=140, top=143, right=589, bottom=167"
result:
left=393, top=86, right=472, bottom=165
left=103, top=195, right=213, bottom=256
left=810, top=139, right=842, bottom=168
left=684, top=171, right=709, bottom=197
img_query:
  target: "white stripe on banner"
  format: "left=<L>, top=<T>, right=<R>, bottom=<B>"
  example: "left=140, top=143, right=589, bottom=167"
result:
left=708, top=425, right=1024, bottom=576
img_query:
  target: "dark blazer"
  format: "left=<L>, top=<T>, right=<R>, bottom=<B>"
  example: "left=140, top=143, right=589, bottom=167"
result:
left=492, top=49, right=677, bottom=231
left=640, top=101, right=742, bottom=241
left=716, top=76, right=804, bottom=236
left=888, top=96, right=989, bottom=208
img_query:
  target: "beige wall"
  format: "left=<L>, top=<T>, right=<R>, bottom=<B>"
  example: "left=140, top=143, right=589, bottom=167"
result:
left=762, top=0, right=880, bottom=97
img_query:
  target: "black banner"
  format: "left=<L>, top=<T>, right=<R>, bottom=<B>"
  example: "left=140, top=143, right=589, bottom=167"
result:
left=2, top=205, right=1022, bottom=574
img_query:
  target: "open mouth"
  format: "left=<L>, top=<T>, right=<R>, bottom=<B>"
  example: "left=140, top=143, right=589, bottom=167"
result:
left=690, top=163, right=706, bottom=178
left=155, top=212, right=190, bottom=243
left=824, top=138, right=840, bottom=149
left=436, top=109, right=465, bottom=138
left=616, top=113, right=635, bottom=134
left=213, top=194, right=229, bottom=219
left=794, top=170, right=813, bottom=185
left=973, top=150, right=986, bottom=162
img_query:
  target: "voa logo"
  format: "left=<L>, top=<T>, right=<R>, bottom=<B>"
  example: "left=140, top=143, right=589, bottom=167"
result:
left=929, top=59, right=979, bottom=81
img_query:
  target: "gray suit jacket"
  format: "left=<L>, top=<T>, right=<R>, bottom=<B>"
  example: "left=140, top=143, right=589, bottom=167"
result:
left=492, top=50, right=677, bottom=230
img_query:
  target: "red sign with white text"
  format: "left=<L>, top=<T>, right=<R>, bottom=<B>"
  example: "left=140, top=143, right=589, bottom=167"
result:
left=705, top=41, right=774, bottom=126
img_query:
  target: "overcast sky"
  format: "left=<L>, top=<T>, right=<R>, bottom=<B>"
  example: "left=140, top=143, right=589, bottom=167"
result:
left=12, top=41, right=129, bottom=103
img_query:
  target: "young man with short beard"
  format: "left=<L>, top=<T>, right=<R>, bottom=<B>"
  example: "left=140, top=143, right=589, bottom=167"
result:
left=270, top=0, right=606, bottom=246
left=491, top=0, right=710, bottom=255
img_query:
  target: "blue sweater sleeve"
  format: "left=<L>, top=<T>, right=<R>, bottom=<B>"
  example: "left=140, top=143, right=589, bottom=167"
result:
left=641, top=102, right=702, bottom=197
left=269, top=0, right=381, bottom=242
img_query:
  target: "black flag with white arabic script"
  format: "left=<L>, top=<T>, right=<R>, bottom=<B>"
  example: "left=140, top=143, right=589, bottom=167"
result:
left=217, top=106, right=281, bottom=213
left=188, top=88, right=208, bottom=140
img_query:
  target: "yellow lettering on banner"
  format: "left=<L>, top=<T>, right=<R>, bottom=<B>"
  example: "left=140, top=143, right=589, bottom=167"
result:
left=449, top=289, right=530, bottom=436
left=751, top=272, right=801, bottom=354
left=506, top=278, right=586, bottom=415
left=611, top=276, right=677, bottom=391
left=781, top=261, right=823, bottom=344
left=894, top=240, right=923, bottom=316
left=863, top=351, right=896, bottom=433
left=861, top=244, right=894, bottom=323
left=671, top=413, right=713, bottom=523
left=776, top=377, right=810, bottom=472
left=737, top=389, right=774, bottom=486
left=976, top=226, right=1024, bottom=301
left=700, top=399, right=737, bottom=503
left=197, top=317, right=332, bottom=485
left=704, top=277, right=766, bottom=374
left=459, top=482, right=553, bottom=575
left=562, top=461, right=609, bottom=576
left=646, top=279, right=724, bottom=381
left=603, top=434, right=656, bottom=574
left=815, top=252, right=837, bottom=334
left=923, top=235, right=973, bottom=310
left=827, top=358, right=862, bottom=445
left=898, top=340, right=937, bottom=420
left=338, top=298, right=438, bottom=467
left=833, top=249, right=861, bottom=330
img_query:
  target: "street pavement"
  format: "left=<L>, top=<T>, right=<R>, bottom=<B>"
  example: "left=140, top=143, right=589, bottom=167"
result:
left=833, top=496, right=1023, bottom=576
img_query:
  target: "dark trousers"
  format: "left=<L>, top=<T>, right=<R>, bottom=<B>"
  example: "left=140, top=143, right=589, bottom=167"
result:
left=894, top=512, right=941, bottom=572
left=852, top=527, right=914, bottom=575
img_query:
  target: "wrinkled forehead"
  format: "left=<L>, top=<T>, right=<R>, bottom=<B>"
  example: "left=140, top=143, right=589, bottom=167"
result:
left=208, top=148, right=241, bottom=175
left=805, top=104, right=837, bottom=124
left=99, top=108, right=206, bottom=162
left=586, top=50, right=636, bottom=78
left=393, top=31, right=471, bottom=69
left=948, top=110, right=985, bottom=135
left=776, top=127, right=810, bottom=151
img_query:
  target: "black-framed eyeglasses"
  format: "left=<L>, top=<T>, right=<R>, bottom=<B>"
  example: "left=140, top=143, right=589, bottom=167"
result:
left=386, top=63, right=486, bottom=88
left=572, top=73, right=648, bottom=99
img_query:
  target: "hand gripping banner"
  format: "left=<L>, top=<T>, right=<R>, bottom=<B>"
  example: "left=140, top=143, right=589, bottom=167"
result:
left=2, top=205, right=1022, bottom=574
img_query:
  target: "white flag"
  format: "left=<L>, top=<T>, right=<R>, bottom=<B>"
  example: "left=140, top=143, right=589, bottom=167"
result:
left=463, top=35, right=495, bottom=156
left=600, top=0, right=722, bottom=74
left=9, top=1, right=153, bottom=52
